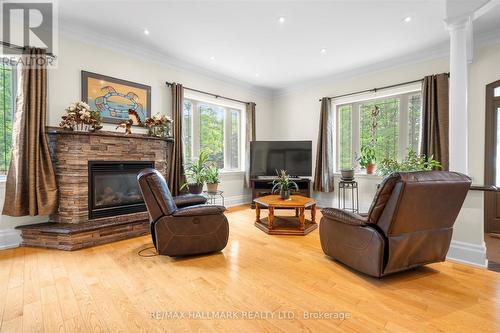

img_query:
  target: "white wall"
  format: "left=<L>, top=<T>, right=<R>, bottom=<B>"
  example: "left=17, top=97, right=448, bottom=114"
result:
left=271, top=42, right=500, bottom=267
left=0, top=34, right=274, bottom=249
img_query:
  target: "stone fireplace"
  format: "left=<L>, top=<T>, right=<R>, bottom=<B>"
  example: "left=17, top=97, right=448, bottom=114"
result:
left=17, top=127, right=173, bottom=250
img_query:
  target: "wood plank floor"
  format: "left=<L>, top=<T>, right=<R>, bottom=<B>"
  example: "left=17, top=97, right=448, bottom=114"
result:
left=1, top=206, right=500, bottom=333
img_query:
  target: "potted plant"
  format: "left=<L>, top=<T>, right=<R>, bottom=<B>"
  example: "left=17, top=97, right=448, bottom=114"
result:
left=59, top=101, right=102, bottom=132
left=205, top=166, right=220, bottom=193
left=340, top=168, right=355, bottom=180
left=271, top=170, right=299, bottom=200
left=181, top=151, right=209, bottom=194
left=378, top=150, right=442, bottom=177
left=357, top=144, right=376, bottom=174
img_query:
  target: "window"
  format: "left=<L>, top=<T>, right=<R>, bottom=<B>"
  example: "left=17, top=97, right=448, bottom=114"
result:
left=182, top=98, right=243, bottom=170
left=335, top=90, right=422, bottom=171
left=0, top=62, right=14, bottom=176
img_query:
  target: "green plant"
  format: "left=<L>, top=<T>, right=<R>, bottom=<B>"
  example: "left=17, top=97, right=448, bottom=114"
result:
left=378, top=149, right=442, bottom=177
left=205, top=166, right=220, bottom=184
left=181, top=150, right=209, bottom=190
left=357, top=144, right=376, bottom=168
left=271, top=170, right=299, bottom=194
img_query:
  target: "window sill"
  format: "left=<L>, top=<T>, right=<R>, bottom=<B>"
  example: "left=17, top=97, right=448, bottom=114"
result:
left=334, top=172, right=383, bottom=180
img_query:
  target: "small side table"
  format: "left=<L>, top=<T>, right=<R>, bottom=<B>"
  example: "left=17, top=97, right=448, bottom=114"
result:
left=203, top=190, right=225, bottom=206
left=338, top=180, right=359, bottom=213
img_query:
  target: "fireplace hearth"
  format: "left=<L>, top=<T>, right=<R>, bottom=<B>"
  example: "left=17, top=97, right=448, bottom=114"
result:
left=88, top=161, right=154, bottom=219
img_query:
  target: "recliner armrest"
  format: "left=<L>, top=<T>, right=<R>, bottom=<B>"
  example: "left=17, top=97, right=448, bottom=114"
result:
left=172, top=204, right=226, bottom=217
left=321, top=208, right=368, bottom=226
left=173, top=194, right=208, bottom=208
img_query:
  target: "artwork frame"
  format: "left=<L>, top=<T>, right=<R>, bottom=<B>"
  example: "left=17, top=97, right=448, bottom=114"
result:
left=81, top=71, right=151, bottom=125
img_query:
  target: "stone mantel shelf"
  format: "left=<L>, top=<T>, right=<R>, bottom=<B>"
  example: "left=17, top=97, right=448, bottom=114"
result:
left=46, top=126, right=174, bottom=142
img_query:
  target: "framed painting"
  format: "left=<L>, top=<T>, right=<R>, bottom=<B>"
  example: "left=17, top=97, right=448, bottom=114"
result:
left=81, top=71, right=151, bottom=125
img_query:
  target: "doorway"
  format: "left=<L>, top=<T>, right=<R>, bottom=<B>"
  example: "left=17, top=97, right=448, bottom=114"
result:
left=484, top=79, right=500, bottom=271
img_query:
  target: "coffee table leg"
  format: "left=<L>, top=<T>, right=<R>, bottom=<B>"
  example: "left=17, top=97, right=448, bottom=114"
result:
left=299, top=207, right=305, bottom=231
left=268, top=207, right=274, bottom=230
left=255, top=204, right=261, bottom=222
left=295, top=208, right=299, bottom=217
left=311, top=204, right=316, bottom=223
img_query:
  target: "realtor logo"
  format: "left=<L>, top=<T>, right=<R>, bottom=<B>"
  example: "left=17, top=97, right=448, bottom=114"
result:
left=1, top=1, right=56, bottom=55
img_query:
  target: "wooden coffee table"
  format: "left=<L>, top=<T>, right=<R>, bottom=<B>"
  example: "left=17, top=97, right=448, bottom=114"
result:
left=253, top=195, right=317, bottom=235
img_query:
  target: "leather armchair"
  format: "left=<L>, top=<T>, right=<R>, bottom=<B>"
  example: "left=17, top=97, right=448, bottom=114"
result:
left=137, top=168, right=229, bottom=256
left=320, top=171, right=471, bottom=277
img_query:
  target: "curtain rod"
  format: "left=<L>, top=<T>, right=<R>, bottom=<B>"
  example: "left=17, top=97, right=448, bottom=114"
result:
left=1, top=41, right=56, bottom=58
left=319, top=73, right=450, bottom=102
left=165, top=81, right=252, bottom=105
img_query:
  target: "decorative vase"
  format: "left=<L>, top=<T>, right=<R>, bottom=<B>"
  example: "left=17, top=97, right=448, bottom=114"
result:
left=366, top=163, right=375, bottom=174
left=206, top=183, right=218, bottom=193
left=73, top=123, right=91, bottom=132
left=280, top=189, right=291, bottom=200
left=188, top=183, right=203, bottom=194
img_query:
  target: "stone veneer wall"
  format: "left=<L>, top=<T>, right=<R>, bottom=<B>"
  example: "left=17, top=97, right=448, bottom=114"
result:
left=47, top=127, right=173, bottom=224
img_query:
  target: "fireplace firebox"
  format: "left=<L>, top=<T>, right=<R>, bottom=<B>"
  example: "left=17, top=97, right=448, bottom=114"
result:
left=88, top=161, right=154, bottom=219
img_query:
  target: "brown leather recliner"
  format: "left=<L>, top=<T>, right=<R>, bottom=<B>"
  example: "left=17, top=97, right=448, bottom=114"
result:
left=137, top=168, right=229, bottom=256
left=320, top=171, right=471, bottom=277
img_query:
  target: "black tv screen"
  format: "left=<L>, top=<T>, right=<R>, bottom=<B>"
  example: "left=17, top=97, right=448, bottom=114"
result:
left=250, top=141, right=312, bottom=177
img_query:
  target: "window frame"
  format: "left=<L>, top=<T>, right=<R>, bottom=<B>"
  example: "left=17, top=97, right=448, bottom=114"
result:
left=332, top=83, right=422, bottom=172
left=182, top=92, right=246, bottom=173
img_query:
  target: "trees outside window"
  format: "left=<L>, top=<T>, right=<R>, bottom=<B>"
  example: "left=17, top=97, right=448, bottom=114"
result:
left=335, top=91, right=422, bottom=171
left=182, top=98, right=242, bottom=171
left=0, top=62, right=14, bottom=176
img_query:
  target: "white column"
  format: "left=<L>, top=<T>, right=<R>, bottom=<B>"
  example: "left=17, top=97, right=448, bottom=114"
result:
left=447, top=18, right=470, bottom=174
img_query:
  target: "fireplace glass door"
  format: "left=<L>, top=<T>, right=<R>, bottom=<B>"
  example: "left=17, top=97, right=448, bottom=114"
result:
left=88, top=161, right=154, bottom=219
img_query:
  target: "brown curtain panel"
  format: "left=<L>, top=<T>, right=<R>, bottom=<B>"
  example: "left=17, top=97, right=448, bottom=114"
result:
left=3, top=48, right=58, bottom=216
left=420, top=73, right=449, bottom=170
left=168, top=83, right=186, bottom=195
left=244, top=102, right=256, bottom=187
left=313, top=97, right=335, bottom=192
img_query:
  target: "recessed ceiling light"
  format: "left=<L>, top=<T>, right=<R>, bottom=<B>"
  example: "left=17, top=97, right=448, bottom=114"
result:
left=320, top=48, right=327, bottom=54
left=403, top=16, right=412, bottom=23
left=278, top=16, right=285, bottom=24
left=143, top=29, right=150, bottom=35
left=210, top=56, right=216, bottom=61
left=255, top=73, right=260, bottom=77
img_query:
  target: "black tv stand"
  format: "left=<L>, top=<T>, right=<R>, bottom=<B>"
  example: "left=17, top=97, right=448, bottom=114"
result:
left=250, top=177, right=312, bottom=208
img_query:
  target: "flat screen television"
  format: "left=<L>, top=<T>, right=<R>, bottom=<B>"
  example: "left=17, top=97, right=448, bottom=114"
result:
left=250, top=141, right=312, bottom=178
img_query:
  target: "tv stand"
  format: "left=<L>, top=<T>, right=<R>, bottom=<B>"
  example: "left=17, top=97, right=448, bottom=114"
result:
left=250, top=177, right=312, bottom=208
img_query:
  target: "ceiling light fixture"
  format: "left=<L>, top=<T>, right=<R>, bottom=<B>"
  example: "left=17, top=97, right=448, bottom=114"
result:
left=255, top=73, right=260, bottom=77
left=403, top=16, right=412, bottom=23
left=320, top=48, right=327, bottom=54
left=210, top=56, right=216, bottom=60
left=143, top=29, right=150, bottom=35
left=278, top=16, right=285, bottom=24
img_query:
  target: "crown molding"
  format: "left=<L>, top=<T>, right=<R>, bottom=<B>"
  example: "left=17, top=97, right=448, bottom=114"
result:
left=58, top=23, right=274, bottom=100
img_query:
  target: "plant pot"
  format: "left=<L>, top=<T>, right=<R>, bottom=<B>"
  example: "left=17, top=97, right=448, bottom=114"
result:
left=188, top=183, right=203, bottom=194
left=340, top=169, right=355, bottom=180
left=206, top=183, right=218, bottom=193
left=280, top=189, right=291, bottom=200
left=366, top=163, right=375, bottom=175
left=73, top=123, right=91, bottom=132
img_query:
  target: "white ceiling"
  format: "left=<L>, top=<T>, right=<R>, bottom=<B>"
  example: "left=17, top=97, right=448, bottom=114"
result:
left=58, top=0, right=500, bottom=91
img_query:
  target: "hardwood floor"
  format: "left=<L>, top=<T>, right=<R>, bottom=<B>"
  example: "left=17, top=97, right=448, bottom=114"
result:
left=1, top=206, right=500, bottom=332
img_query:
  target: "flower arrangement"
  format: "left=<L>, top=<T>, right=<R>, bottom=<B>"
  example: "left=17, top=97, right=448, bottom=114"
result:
left=59, top=101, right=102, bottom=132
left=144, top=113, right=173, bottom=138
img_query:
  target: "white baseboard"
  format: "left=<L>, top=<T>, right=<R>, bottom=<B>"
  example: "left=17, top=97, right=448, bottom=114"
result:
left=447, top=240, right=488, bottom=268
left=0, top=229, right=21, bottom=250
left=224, top=194, right=252, bottom=208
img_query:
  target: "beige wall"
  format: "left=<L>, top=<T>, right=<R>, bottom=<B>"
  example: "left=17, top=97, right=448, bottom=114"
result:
left=0, top=34, right=274, bottom=249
